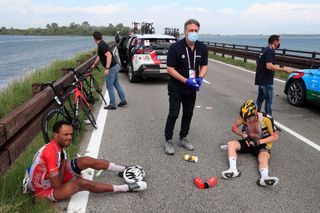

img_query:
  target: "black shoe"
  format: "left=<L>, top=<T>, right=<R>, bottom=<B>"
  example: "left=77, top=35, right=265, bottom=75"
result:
left=118, top=101, right=128, bottom=107
left=104, top=105, right=116, bottom=110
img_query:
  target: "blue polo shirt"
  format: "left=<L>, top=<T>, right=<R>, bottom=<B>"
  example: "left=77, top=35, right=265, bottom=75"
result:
left=255, top=46, right=275, bottom=85
left=167, top=38, right=208, bottom=88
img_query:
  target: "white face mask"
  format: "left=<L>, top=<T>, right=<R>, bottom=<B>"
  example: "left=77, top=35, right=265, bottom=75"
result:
left=187, top=32, right=198, bottom=42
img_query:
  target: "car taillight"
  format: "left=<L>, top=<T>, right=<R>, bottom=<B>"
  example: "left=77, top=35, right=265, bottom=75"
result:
left=136, top=49, right=144, bottom=54
left=292, top=72, right=304, bottom=79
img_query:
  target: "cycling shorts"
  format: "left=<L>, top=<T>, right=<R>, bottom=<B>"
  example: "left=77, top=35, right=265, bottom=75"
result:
left=238, top=137, right=271, bottom=157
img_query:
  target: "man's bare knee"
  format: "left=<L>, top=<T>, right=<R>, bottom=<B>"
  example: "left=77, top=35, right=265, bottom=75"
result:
left=228, top=140, right=240, bottom=150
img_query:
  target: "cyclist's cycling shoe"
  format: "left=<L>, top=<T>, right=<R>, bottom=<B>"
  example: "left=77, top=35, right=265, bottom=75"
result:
left=177, top=137, right=194, bottom=151
left=221, top=169, right=241, bottom=179
left=257, top=177, right=279, bottom=187
left=127, top=181, right=147, bottom=192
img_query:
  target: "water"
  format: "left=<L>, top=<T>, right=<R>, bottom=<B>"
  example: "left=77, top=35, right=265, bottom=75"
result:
left=0, top=35, right=110, bottom=89
left=1, top=34, right=320, bottom=89
left=199, top=34, right=320, bottom=52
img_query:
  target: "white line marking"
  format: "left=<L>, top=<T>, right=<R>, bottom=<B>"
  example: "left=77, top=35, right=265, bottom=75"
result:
left=208, top=58, right=319, bottom=152
left=275, top=121, right=320, bottom=152
left=203, top=79, right=211, bottom=85
left=209, top=58, right=286, bottom=83
left=67, top=91, right=109, bottom=213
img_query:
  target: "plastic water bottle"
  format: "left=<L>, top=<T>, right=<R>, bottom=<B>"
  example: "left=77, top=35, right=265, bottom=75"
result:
left=54, top=96, right=61, bottom=105
left=183, top=154, right=198, bottom=163
left=220, top=144, right=228, bottom=151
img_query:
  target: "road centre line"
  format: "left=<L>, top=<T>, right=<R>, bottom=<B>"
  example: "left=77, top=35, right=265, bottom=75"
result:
left=209, top=58, right=319, bottom=152
left=67, top=91, right=109, bottom=213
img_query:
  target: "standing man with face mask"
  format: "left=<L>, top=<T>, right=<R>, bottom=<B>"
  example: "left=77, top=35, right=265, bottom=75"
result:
left=164, top=19, right=208, bottom=155
left=255, top=35, right=297, bottom=115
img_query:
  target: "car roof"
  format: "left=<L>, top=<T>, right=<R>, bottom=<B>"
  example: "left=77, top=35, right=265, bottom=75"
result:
left=133, top=34, right=176, bottom=39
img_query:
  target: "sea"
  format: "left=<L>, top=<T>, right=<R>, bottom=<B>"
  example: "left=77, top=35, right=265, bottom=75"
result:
left=0, top=34, right=320, bottom=89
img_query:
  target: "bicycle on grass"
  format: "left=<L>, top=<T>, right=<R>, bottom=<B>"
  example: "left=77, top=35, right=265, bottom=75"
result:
left=41, top=71, right=97, bottom=143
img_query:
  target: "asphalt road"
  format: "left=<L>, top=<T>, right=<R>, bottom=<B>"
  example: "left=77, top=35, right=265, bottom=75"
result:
left=62, top=59, right=320, bottom=213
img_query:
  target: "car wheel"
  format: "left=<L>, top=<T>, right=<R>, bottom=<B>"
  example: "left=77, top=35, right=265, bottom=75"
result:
left=128, top=62, right=139, bottom=83
left=287, top=79, right=306, bottom=106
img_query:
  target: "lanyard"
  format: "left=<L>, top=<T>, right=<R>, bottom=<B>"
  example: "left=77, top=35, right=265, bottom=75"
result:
left=185, top=47, right=196, bottom=70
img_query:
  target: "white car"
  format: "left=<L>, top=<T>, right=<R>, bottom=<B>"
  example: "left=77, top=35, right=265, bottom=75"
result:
left=115, top=34, right=177, bottom=82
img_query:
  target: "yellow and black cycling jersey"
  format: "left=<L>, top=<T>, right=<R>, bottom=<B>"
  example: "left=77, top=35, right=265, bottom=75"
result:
left=241, top=112, right=277, bottom=149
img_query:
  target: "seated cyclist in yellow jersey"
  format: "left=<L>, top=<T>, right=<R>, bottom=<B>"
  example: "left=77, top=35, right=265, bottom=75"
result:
left=221, top=99, right=280, bottom=187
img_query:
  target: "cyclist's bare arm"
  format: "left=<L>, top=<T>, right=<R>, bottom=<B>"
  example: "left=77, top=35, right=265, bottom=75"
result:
left=49, top=161, right=67, bottom=189
left=231, top=117, right=246, bottom=138
left=259, top=132, right=278, bottom=145
left=105, top=51, right=112, bottom=69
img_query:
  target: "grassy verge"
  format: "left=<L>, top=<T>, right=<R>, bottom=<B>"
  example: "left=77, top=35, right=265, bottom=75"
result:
left=208, top=52, right=290, bottom=80
left=0, top=50, right=106, bottom=213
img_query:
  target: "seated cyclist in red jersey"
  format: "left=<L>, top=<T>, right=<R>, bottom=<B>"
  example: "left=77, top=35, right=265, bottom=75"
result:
left=221, top=100, right=279, bottom=186
left=24, top=120, right=146, bottom=201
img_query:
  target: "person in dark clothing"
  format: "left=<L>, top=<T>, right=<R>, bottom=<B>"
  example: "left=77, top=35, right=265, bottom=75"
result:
left=255, top=35, right=297, bottom=115
left=164, top=19, right=208, bottom=155
left=92, top=31, right=127, bottom=110
left=115, top=31, right=121, bottom=44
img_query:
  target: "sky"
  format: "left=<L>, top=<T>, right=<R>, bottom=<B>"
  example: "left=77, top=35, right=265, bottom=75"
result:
left=1, top=0, right=320, bottom=35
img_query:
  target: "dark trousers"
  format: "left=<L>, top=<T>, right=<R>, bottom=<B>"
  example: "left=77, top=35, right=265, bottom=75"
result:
left=164, top=84, right=197, bottom=140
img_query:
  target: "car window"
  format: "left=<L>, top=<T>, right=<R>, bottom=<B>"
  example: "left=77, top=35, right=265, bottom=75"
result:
left=141, top=38, right=176, bottom=49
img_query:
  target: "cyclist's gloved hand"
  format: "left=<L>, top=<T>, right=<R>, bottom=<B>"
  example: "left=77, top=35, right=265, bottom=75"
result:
left=251, top=138, right=260, bottom=147
left=196, top=77, right=203, bottom=91
left=186, top=78, right=199, bottom=89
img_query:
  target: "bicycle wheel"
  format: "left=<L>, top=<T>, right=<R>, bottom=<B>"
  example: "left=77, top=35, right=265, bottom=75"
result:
left=41, top=108, right=69, bottom=144
left=92, top=77, right=107, bottom=105
left=79, top=98, right=97, bottom=129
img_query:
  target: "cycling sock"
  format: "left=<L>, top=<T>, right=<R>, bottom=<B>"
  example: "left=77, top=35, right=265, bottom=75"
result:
left=108, top=163, right=126, bottom=172
left=229, top=157, right=237, bottom=170
left=259, top=168, right=269, bottom=179
left=113, top=184, right=129, bottom=192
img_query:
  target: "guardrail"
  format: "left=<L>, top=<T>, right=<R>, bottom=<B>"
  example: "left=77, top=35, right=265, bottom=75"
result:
left=204, top=42, right=320, bottom=69
left=0, top=56, right=97, bottom=174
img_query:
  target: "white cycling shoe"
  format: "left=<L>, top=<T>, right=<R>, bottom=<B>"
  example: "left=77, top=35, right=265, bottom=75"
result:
left=127, top=181, right=147, bottom=192
left=257, top=177, right=279, bottom=187
left=221, top=169, right=241, bottom=179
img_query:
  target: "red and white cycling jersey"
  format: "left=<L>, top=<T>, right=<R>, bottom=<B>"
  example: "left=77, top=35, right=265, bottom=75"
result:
left=29, top=140, right=62, bottom=192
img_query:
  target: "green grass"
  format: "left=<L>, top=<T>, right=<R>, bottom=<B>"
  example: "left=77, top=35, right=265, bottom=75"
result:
left=0, top=49, right=107, bottom=213
left=208, top=52, right=290, bottom=80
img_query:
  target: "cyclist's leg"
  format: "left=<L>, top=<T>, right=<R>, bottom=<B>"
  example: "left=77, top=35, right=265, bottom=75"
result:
left=53, top=178, right=114, bottom=201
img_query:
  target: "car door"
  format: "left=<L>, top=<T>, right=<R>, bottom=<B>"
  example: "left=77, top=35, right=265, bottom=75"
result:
left=310, top=69, right=320, bottom=103
left=117, top=36, right=129, bottom=68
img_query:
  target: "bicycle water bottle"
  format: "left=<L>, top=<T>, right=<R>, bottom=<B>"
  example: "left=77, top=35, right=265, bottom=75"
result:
left=188, top=70, right=198, bottom=85
left=183, top=154, right=198, bottom=163
left=54, top=96, right=61, bottom=105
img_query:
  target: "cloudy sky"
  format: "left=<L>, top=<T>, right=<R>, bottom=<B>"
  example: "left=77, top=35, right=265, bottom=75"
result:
left=1, top=0, right=320, bottom=34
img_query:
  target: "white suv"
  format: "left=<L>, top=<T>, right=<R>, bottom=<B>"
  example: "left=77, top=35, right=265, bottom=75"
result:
left=115, top=34, right=177, bottom=82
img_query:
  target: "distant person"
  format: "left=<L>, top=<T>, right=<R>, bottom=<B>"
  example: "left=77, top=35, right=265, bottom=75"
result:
left=24, top=121, right=146, bottom=201
left=255, top=35, right=297, bottom=115
left=91, top=31, right=127, bottom=110
left=115, top=31, right=121, bottom=44
left=221, top=100, right=280, bottom=187
left=164, top=19, right=208, bottom=155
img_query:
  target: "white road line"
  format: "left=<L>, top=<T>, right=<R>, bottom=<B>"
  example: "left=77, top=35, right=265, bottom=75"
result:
left=209, top=58, right=319, bottom=152
left=275, top=121, right=320, bottom=151
left=203, top=79, right=211, bottom=85
left=67, top=91, right=109, bottom=213
left=209, top=58, right=286, bottom=83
